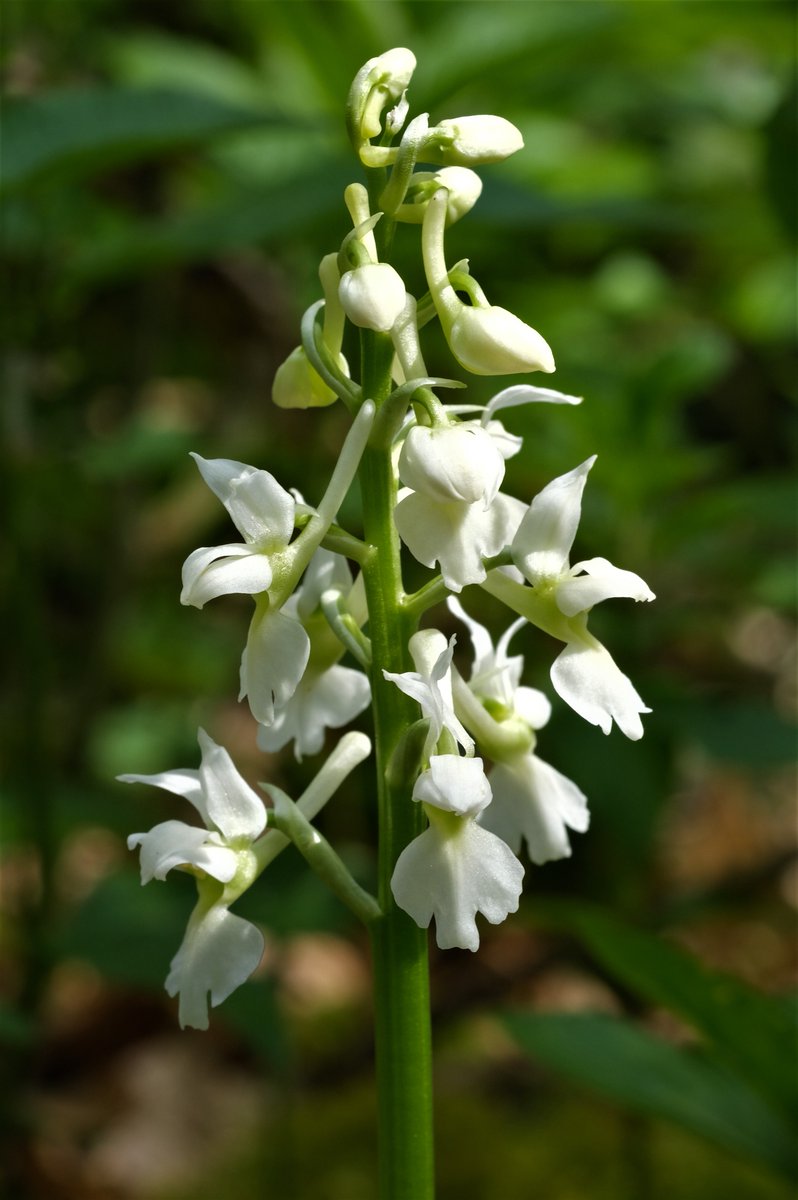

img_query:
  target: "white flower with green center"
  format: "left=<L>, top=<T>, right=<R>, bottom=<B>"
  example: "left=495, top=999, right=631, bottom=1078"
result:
left=122, top=729, right=372, bottom=1028
left=121, top=728, right=268, bottom=1030
left=485, top=456, right=655, bottom=739
left=391, top=755, right=524, bottom=951
left=180, top=402, right=375, bottom=726
left=448, top=597, right=589, bottom=864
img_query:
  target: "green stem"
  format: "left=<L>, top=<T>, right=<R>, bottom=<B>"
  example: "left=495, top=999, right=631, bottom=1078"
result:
left=359, top=328, right=435, bottom=1200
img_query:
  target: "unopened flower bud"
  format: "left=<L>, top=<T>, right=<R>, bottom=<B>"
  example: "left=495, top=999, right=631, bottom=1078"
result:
left=449, top=305, right=555, bottom=376
left=347, top=48, right=417, bottom=146
left=339, top=263, right=406, bottom=332
left=397, top=167, right=483, bottom=225
left=272, top=346, right=348, bottom=409
left=425, top=116, right=523, bottom=165
left=399, top=422, right=505, bottom=506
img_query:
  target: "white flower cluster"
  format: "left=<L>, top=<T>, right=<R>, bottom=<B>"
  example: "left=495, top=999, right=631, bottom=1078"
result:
left=121, top=48, right=655, bottom=1025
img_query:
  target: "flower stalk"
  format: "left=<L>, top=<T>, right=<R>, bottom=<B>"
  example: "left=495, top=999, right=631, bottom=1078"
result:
left=120, top=45, right=654, bottom=1200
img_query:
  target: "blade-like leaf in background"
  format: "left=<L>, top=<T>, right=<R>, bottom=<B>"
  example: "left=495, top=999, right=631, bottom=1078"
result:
left=504, top=1011, right=797, bottom=1178
left=530, top=902, right=798, bottom=1118
left=1, top=87, right=295, bottom=192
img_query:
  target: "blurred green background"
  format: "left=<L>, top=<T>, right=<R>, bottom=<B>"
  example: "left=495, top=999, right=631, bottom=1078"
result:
left=1, top=1, right=796, bottom=1197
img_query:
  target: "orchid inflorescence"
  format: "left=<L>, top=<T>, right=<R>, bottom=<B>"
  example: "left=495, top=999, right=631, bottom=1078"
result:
left=120, top=48, right=654, bottom=1030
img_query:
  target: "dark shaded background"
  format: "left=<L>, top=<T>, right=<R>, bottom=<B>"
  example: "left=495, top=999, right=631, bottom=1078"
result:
left=2, top=2, right=796, bottom=1197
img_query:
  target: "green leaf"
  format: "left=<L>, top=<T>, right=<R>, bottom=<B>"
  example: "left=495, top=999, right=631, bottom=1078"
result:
left=1, top=86, right=285, bottom=192
left=504, top=1011, right=797, bottom=1178
left=531, top=902, right=798, bottom=1117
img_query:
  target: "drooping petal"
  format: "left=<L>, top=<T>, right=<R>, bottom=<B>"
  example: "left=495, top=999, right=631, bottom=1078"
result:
left=551, top=639, right=650, bottom=740
left=165, top=903, right=265, bottom=1030
left=257, top=664, right=371, bottom=760
left=556, top=556, right=656, bottom=617
left=197, top=729, right=266, bottom=841
left=240, top=607, right=311, bottom=726
left=391, top=818, right=524, bottom=951
left=127, top=820, right=238, bottom=883
left=413, top=754, right=492, bottom=818
left=482, top=754, right=588, bottom=864
left=395, top=490, right=525, bottom=592
left=512, top=457, right=596, bottom=584
left=180, top=544, right=274, bottom=609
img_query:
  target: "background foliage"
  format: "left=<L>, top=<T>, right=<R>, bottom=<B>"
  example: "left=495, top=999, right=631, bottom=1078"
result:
left=2, top=2, right=796, bottom=1197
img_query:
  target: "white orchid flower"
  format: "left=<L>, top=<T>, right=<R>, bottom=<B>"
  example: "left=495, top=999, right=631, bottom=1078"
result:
left=383, top=629, right=474, bottom=759
left=121, top=728, right=268, bottom=1030
left=484, top=456, right=654, bottom=739
left=394, top=383, right=580, bottom=592
left=447, top=597, right=589, bottom=864
left=391, top=754, right=524, bottom=951
left=257, top=549, right=370, bottom=760
left=122, top=729, right=372, bottom=1029
left=180, top=403, right=374, bottom=726
left=393, top=411, right=522, bottom=594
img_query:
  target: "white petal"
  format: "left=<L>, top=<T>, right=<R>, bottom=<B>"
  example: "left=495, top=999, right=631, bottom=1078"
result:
left=180, top=544, right=273, bottom=608
left=226, top=468, right=295, bottom=549
left=127, top=820, right=238, bottom=883
left=483, top=384, right=582, bottom=424
left=257, top=665, right=371, bottom=760
left=483, top=755, right=588, bottom=865
left=385, top=637, right=474, bottom=757
left=190, top=454, right=257, bottom=505
left=240, top=607, right=310, bottom=726
left=512, top=457, right=596, bottom=583
left=449, top=304, right=555, bottom=376
left=395, top=491, right=524, bottom=592
left=512, top=686, right=552, bottom=730
left=413, top=754, right=492, bottom=818
left=197, top=729, right=266, bottom=841
left=191, top=454, right=294, bottom=548
left=338, top=263, right=406, bottom=332
left=447, top=595, right=495, bottom=681
left=551, top=640, right=650, bottom=740
left=165, top=903, right=264, bottom=1030
left=294, top=549, right=353, bottom=622
left=483, top=418, right=523, bottom=460
left=556, top=556, right=656, bottom=616
left=391, top=819, right=524, bottom=951
left=398, top=423, right=505, bottom=506
left=117, top=768, right=206, bottom=821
